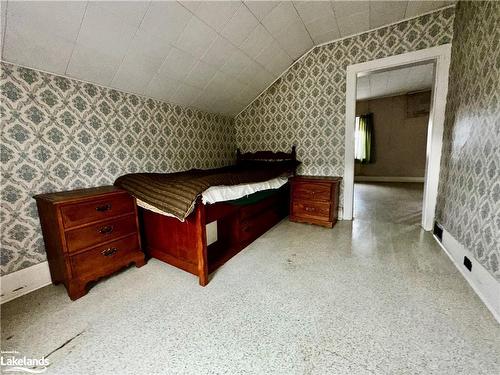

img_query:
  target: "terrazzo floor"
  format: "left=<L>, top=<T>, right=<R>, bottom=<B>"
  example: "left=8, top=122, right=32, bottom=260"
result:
left=1, top=183, right=499, bottom=374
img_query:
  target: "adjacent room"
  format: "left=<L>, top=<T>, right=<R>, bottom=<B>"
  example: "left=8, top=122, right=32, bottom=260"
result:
left=1, top=1, right=499, bottom=374
left=353, top=63, right=434, bottom=226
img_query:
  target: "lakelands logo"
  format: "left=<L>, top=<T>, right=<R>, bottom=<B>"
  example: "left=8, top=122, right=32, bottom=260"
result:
left=1, top=351, right=49, bottom=373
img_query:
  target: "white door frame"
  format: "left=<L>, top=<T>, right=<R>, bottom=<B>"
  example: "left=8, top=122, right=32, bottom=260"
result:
left=343, top=44, right=452, bottom=231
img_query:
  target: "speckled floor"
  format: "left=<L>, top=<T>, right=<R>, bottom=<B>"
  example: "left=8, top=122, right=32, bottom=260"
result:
left=2, top=183, right=499, bottom=374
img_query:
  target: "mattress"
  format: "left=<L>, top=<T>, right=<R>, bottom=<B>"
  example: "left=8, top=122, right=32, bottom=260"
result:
left=136, top=176, right=289, bottom=219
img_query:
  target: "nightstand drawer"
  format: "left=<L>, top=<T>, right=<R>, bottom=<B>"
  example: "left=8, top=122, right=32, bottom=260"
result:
left=292, top=201, right=331, bottom=220
left=70, top=235, right=140, bottom=279
left=65, top=214, right=137, bottom=253
left=293, top=182, right=331, bottom=201
left=61, top=194, right=135, bottom=229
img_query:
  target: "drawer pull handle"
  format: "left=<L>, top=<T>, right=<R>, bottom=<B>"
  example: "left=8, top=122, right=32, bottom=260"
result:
left=305, top=207, right=315, bottom=212
left=96, top=204, right=112, bottom=212
left=102, top=247, right=118, bottom=257
left=98, top=225, right=114, bottom=234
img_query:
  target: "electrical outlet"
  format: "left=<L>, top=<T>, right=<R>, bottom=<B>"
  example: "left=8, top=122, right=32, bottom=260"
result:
left=463, top=256, right=472, bottom=272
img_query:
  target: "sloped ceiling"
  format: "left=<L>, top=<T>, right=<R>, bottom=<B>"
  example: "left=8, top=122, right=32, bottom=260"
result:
left=0, top=1, right=453, bottom=115
left=357, top=62, right=434, bottom=100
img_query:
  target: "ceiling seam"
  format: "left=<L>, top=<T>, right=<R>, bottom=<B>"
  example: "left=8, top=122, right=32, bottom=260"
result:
left=109, top=1, right=152, bottom=88
left=173, top=0, right=249, bottom=106
left=243, top=2, right=294, bottom=63
left=291, top=1, right=315, bottom=46
left=235, top=4, right=456, bottom=118
left=64, top=1, right=89, bottom=76
left=239, top=2, right=282, bottom=80
left=368, top=0, right=372, bottom=29
left=329, top=1, right=342, bottom=40
left=145, top=1, right=196, bottom=100
left=1, top=0, right=9, bottom=59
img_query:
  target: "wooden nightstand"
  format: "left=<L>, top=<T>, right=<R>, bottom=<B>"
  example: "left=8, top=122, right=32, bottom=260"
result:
left=34, top=186, right=145, bottom=300
left=289, top=176, right=342, bottom=228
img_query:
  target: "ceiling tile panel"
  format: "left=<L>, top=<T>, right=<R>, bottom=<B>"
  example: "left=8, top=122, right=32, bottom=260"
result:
left=273, top=20, right=313, bottom=60
left=111, top=52, right=163, bottom=94
left=179, top=1, right=202, bottom=14
left=3, top=1, right=86, bottom=73
left=293, top=1, right=332, bottom=23
left=111, top=68, right=153, bottom=96
left=309, top=26, right=341, bottom=45
left=86, top=1, right=150, bottom=29
left=240, top=24, right=274, bottom=59
left=66, top=44, right=123, bottom=86
left=157, top=47, right=197, bottom=81
left=184, top=60, right=218, bottom=89
left=294, top=1, right=340, bottom=45
left=369, top=1, right=408, bottom=29
left=240, top=61, right=275, bottom=89
left=145, top=74, right=181, bottom=102
left=332, top=1, right=370, bottom=37
left=126, top=29, right=172, bottom=64
left=76, top=3, right=143, bottom=58
left=175, top=16, right=218, bottom=58
left=255, top=40, right=292, bottom=76
left=188, top=1, right=241, bottom=32
left=139, top=1, right=192, bottom=44
left=201, top=36, right=238, bottom=68
left=220, top=3, right=259, bottom=47
left=173, top=83, right=200, bottom=106
left=220, top=49, right=253, bottom=77
left=405, top=1, right=451, bottom=18
left=3, top=30, right=75, bottom=74
left=357, top=63, right=434, bottom=100
left=261, top=1, right=298, bottom=36
left=5, top=1, right=86, bottom=39
left=0, top=2, right=6, bottom=52
left=244, top=1, right=281, bottom=21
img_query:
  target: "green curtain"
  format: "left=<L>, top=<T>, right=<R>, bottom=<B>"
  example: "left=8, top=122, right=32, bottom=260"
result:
left=355, top=113, right=373, bottom=164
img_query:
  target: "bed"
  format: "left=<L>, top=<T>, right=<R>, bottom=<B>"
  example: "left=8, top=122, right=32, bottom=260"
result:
left=115, top=147, right=298, bottom=286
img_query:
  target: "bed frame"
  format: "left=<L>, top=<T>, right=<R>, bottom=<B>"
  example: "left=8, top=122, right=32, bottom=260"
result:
left=139, top=146, right=297, bottom=286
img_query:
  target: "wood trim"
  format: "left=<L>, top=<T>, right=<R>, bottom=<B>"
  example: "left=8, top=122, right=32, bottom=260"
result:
left=344, top=44, right=452, bottom=230
left=195, top=197, right=208, bottom=286
left=236, top=145, right=296, bottom=163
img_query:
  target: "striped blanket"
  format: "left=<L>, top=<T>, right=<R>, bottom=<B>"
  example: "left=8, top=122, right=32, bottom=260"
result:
left=114, top=164, right=295, bottom=220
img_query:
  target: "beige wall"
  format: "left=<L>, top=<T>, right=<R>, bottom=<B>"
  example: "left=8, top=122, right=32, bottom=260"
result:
left=355, top=91, right=430, bottom=177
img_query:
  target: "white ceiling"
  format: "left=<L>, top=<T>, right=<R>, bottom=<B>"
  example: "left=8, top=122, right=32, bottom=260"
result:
left=0, top=1, right=452, bottom=115
left=356, top=62, right=434, bottom=100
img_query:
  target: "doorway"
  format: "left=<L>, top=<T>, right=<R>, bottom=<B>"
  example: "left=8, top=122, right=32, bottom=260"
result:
left=343, top=45, right=452, bottom=230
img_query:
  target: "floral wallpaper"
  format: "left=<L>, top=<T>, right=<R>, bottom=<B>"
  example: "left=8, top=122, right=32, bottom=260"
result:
left=235, top=7, right=455, bottom=213
left=436, top=1, right=500, bottom=280
left=0, top=62, right=234, bottom=275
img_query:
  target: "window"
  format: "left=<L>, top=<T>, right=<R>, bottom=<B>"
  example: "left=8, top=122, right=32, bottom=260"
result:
left=354, top=114, right=373, bottom=163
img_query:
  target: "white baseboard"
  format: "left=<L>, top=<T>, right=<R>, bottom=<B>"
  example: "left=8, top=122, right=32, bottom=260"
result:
left=354, top=176, right=425, bottom=182
left=434, top=229, right=500, bottom=323
left=0, top=261, right=52, bottom=304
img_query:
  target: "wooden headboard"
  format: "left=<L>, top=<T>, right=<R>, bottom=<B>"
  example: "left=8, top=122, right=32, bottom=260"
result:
left=236, top=145, right=296, bottom=164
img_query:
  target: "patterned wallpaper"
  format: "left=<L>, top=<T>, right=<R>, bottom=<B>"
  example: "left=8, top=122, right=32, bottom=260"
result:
left=235, top=7, right=455, bottom=211
left=0, top=62, right=234, bottom=275
left=436, top=1, right=500, bottom=281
